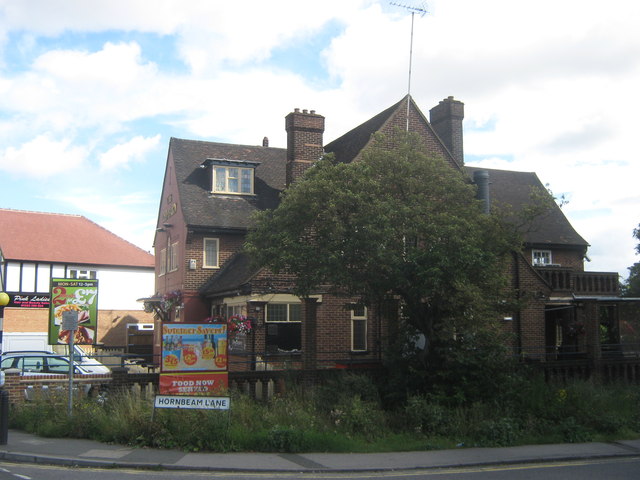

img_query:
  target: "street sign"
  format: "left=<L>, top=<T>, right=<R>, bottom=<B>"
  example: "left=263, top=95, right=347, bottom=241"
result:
left=154, top=395, right=230, bottom=410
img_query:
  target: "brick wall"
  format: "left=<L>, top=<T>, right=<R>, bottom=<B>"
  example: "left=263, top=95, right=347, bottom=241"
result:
left=2, top=370, right=112, bottom=405
left=375, top=102, right=460, bottom=170
left=523, top=247, right=584, bottom=271
left=507, top=252, right=553, bottom=360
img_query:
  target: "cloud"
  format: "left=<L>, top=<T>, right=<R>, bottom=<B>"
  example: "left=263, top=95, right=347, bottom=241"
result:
left=0, top=0, right=638, bottom=279
left=99, top=135, right=161, bottom=171
left=0, top=134, right=87, bottom=177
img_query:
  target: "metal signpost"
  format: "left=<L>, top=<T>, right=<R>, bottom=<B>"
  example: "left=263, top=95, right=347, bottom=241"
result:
left=61, top=310, right=78, bottom=416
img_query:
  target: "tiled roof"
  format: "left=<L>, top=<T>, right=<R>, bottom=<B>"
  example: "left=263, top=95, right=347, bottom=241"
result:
left=324, top=98, right=404, bottom=164
left=324, top=95, right=460, bottom=169
left=169, top=138, right=286, bottom=230
left=199, top=252, right=257, bottom=297
left=0, top=209, right=154, bottom=267
left=464, top=167, right=589, bottom=247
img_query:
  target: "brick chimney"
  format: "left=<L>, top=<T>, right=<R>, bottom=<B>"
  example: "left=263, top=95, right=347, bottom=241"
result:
left=285, top=108, right=325, bottom=186
left=429, top=96, right=464, bottom=166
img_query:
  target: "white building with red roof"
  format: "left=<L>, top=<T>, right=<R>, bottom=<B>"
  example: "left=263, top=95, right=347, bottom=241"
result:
left=0, top=208, right=155, bottom=350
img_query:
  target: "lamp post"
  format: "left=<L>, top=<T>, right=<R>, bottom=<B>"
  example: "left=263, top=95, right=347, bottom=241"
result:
left=0, top=291, right=9, bottom=356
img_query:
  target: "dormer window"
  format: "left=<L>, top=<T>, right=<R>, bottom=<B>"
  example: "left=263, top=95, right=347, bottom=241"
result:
left=215, top=166, right=253, bottom=194
left=201, top=158, right=260, bottom=195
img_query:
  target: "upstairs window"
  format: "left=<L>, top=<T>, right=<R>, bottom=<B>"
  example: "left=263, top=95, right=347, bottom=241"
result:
left=532, top=250, right=552, bottom=266
left=202, top=158, right=260, bottom=195
left=159, top=248, right=167, bottom=276
left=68, top=269, right=97, bottom=280
left=214, top=167, right=253, bottom=194
left=203, top=238, right=219, bottom=268
left=167, top=242, right=179, bottom=272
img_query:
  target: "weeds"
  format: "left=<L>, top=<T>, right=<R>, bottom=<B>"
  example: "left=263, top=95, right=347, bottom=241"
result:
left=9, top=374, right=640, bottom=453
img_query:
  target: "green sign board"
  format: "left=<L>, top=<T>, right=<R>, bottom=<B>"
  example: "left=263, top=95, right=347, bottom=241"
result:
left=48, top=278, right=99, bottom=345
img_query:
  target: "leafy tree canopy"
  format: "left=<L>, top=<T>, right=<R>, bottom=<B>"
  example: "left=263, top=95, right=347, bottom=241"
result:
left=246, top=131, right=520, bottom=358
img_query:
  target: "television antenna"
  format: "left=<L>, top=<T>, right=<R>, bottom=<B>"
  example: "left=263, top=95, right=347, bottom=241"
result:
left=390, top=2, right=428, bottom=131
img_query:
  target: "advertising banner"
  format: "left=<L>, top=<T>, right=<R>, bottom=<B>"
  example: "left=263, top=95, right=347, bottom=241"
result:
left=159, top=372, right=229, bottom=395
left=48, top=279, right=99, bottom=345
left=7, top=293, right=50, bottom=308
left=161, top=323, right=227, bottom=372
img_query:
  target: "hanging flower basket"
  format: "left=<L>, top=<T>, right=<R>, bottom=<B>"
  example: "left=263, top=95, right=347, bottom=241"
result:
left=227, top=315, right=253, bottom=334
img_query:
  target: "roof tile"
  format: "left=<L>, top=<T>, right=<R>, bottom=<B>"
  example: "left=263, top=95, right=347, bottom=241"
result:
left=0, top=209, right=154, bottom=267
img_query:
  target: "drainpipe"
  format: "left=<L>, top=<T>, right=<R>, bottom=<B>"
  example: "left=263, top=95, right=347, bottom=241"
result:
left=473, top=170, right=491, bottom=214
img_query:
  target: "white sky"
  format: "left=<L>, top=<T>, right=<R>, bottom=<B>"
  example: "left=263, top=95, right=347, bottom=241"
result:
left=0, top=0, right=638, bottom=279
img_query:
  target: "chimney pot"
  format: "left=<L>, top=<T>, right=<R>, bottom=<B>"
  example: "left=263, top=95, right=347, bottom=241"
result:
left=294, top=108, right=300, bottom=113
left=303, top=109, right=308, bottom=114
left=262, top=136, right=269, bottom=147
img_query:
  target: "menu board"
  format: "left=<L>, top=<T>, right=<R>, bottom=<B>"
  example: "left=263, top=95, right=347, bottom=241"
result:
left=48, top=279, right=99, bottom=345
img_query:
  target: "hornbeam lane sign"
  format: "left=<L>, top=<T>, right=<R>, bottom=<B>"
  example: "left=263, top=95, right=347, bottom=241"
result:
left=154, top=395, right=230, bottom=410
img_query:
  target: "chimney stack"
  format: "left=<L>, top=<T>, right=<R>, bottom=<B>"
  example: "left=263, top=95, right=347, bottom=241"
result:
left=429, top=96, right=464, bottom=166
left=285, top=108, right=325, bottom=186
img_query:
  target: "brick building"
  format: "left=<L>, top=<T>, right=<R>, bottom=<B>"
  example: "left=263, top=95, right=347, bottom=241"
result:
left=150, top=95, right=633, bottom=371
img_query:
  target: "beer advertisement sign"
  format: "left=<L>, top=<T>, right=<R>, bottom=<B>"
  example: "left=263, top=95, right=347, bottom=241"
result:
left=161, top=323, right=228, bottom=372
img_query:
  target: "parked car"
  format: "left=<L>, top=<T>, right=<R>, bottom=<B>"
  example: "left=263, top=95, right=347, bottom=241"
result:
left=0, top=352, right=91, bottom=375
left=2, top=346, right=110, bottom=374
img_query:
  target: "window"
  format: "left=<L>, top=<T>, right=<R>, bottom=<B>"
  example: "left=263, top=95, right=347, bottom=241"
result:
left=214, top=166, right=254, bottom=194
left=167, top=242, right=179, bottom=272
left=532, top=250, right=552, bottom=266
left=266, top=303, right=301, bottom=352
left=203, top=238, right=219, bottom=268
left=159, top=248, right=167, bottom=276
left=226, top=304, right=245, bottom=317
left=266, top=303, right=301, bottom=323
left=68, top=269, right=97, bottom=279
left=351, top=305, right=368, bottom=352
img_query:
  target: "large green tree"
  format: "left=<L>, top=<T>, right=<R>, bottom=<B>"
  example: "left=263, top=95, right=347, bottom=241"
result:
left=246, top=132, right=519, bottom=364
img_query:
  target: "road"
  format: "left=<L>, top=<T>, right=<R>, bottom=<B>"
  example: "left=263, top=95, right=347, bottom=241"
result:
left=1, top=457, right=640, bottom=479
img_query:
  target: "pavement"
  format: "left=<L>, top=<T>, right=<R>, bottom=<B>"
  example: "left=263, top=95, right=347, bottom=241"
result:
left=1, top=430, right=640, bottom=472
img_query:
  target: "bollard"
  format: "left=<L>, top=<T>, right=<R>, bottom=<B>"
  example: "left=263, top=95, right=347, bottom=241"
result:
left=0, top=389, right=8, bottom=445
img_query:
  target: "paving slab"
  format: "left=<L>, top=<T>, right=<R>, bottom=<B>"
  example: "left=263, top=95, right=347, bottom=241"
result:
left=1, top=429, right=639, bottom=472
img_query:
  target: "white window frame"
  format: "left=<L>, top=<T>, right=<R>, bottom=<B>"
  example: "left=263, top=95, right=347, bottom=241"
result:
left=266, top=303, right=301, bottom=323
left=159, top=248, right=167, bottom=276
left=226, top=304, right=246, bottom=317
left=68, top=268, right=97, bottom=280
left=168, top=242, right=179, bottom=272
left=203, top=238, right=220, bottom=269
left=532, top=249, right=552, bottom=266
left=213, top=166, right=254, bottom=194
left=351, top=305, right=368, bottom=352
